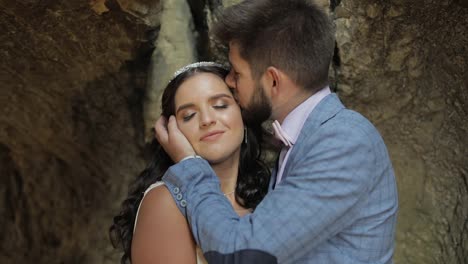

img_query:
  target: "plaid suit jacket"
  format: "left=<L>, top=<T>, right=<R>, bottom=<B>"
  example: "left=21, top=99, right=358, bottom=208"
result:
left=163, top=93, right=398, bottom=263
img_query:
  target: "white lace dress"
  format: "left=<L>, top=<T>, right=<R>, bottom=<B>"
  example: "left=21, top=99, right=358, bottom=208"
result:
left=133, top=182, right=207, bottom=264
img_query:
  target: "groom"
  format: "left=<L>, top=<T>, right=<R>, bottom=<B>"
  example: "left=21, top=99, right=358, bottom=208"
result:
left=155, top=0, right=398, bottom=263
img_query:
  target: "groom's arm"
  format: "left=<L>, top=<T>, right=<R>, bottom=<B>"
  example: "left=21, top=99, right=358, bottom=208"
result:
left=161, top=122, right=394, bottom=263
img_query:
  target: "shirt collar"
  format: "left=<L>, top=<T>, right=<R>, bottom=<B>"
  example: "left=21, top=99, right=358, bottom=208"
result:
left=279, top=86, right=331, bottom=144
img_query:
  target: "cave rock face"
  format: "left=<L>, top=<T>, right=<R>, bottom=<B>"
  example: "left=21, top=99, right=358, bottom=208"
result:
left=334, top=1, right=467, bottom=263
left=0, top=0, right=467, bottom=263
left=0, top=0, right=153, bottom=263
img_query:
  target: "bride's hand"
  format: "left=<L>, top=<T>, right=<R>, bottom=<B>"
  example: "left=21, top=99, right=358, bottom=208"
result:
left=155, top=115, right=196, bottom=163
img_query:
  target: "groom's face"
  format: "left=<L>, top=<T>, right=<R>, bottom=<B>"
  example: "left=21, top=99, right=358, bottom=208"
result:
left=225, top=42, right=272, bottom=124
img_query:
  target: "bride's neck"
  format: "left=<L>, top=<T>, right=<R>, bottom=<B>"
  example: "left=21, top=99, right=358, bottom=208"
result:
left=211, top=150, right=251, bottom=216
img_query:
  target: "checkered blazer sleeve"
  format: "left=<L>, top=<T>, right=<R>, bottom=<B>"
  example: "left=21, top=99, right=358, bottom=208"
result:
left=162, top=110, right=396, bottom=263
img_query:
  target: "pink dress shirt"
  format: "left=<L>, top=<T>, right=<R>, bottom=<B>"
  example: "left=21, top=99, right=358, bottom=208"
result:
left=275, top=86, right=331, bottom=183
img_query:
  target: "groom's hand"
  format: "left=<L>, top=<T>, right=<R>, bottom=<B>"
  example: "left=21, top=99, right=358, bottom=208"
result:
left=155, top=115, right=196, bottom=163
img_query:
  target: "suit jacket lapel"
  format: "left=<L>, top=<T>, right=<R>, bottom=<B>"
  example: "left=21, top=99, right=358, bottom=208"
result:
left=280, top=93, right=345, bottom=181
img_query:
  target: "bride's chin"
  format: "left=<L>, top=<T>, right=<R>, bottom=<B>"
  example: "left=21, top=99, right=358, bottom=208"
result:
left=204, top=156, right=224, bottom=165
left=203, top=154, right=231, bottom=166
left=197, top=147, right=241, bottom=166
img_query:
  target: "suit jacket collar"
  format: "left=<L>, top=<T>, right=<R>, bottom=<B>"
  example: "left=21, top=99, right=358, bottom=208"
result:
left=299, top=93, right=345, bottom=139
left=280, top=93, right=345, bottom=180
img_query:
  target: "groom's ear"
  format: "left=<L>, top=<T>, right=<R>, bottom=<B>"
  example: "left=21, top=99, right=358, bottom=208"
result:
left=263, top=66, right=281, bottom=96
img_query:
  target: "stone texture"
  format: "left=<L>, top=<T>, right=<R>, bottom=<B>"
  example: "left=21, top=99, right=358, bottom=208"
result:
left=143, top=0, right=197, bottom=140
left=0, top=0, right=467, bottom=263
left=116, top=0, right=162, bottom=27
left=0, top=0, right=153, bottom=263
left=333, top=0, right=468, bottom=263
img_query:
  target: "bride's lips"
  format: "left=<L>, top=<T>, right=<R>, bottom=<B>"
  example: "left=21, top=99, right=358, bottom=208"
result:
left=200, top=130, right=225, bottom=141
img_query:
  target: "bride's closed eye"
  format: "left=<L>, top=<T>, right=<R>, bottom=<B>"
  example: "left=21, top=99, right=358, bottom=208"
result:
left=213, top=98, right=231, bottom=110
left=213, top=104, right=228, bottom=109
left=182, top=112, right=196, bottom=122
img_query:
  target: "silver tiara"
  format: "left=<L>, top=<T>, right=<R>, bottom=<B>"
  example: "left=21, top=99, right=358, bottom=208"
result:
left=170, top=61, right=229, bottom=82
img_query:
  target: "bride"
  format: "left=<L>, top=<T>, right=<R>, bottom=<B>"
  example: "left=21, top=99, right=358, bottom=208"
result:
left=110, top=62, right=271, bottom=263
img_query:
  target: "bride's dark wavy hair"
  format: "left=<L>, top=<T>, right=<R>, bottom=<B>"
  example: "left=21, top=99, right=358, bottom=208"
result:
left=109, top=64, right=270, bottom=264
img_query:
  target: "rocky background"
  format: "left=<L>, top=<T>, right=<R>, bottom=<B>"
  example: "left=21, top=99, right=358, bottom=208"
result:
left=0, top=0, right=466, bottom=263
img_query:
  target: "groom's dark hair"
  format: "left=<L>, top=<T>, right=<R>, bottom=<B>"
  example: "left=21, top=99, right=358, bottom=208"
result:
left=213, top=0, right=335, bottom=93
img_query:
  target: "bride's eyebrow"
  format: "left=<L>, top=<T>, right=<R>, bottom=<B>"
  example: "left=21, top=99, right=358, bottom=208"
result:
left=176, top=103, right=195, bottom=114
left=209, top=93, right=234, bottom=101
left=176, top=93, right=234, bottom=114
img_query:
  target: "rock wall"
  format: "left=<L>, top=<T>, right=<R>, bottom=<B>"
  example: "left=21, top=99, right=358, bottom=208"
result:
left=0, top=0, right=154, bottom=263
left=0, top=0, right=466, bottom=263
left=143, top=0, right=197, bottom=140
left=333, top=1, right=468, bottom=263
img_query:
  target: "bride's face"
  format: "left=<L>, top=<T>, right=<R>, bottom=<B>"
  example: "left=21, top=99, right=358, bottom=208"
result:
left=174, top=72, right=244, bottom=164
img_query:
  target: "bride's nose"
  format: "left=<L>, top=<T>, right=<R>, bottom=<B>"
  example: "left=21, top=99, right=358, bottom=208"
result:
left=199, top=110, right=216, bottom=127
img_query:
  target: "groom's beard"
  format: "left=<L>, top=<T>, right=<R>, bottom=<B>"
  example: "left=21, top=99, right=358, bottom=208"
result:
left=241, top=82, right=272, bottom=126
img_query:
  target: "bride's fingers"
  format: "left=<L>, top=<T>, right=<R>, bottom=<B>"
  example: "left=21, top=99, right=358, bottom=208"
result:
left=166, top=115, right=181, bottom=137
left=154, top=116, right=169, bottom=144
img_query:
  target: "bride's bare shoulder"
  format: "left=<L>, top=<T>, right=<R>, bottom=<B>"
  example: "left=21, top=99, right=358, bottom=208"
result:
left=132, top=184, right=197, bottom=264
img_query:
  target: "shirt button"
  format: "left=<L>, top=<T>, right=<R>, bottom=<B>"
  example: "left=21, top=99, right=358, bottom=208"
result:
left=180, top=200, right=187, bottom=207
left=173, top=187, right=180, bottom=194
left=176, top=193, right=183, bottom=200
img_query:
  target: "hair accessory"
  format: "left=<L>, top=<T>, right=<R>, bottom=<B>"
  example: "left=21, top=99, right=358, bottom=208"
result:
left=170, top=61, right=229, bottom=83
